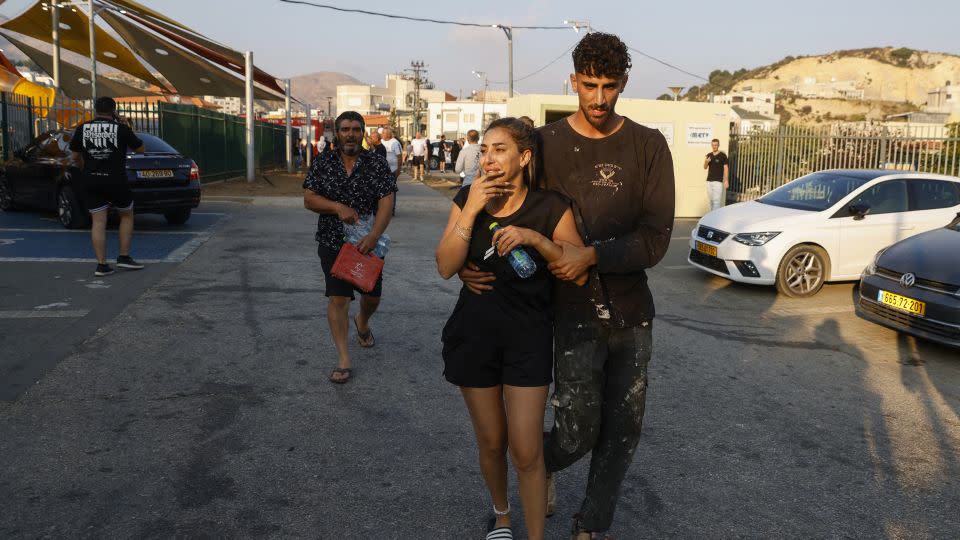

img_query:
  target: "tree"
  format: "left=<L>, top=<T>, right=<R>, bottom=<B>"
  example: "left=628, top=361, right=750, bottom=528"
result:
left=656, top=93, right=674, bottom=101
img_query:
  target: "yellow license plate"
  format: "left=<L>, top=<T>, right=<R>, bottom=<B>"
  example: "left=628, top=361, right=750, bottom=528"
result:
left=695, top=241, right=718, bottom=257
left=877, top=290, right=926, bottom=317
left=137, top=169, right=174, bottom=178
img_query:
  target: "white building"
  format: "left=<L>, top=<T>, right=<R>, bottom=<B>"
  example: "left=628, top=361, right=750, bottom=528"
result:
left=792, top=77, right=864, bottom=100
left=712, top=90, right=775, bottom=117
left=203, top=96, right=243, bottom=116
left=731, top=106, right=780, bottom=133
left=426, top=100, right=507, bottom=140
left=926, top=84, right=960, bottom=121
left=337, top=74, right=452, bottom=138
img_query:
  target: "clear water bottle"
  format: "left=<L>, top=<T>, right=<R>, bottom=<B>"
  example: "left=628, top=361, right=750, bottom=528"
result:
left=489, top=221, right=537, bottom=278
left=343, top=215, right=391, bottom=258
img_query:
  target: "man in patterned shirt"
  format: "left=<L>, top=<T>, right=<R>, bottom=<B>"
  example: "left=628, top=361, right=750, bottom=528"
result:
left=303, top=111, right=398, bottom=384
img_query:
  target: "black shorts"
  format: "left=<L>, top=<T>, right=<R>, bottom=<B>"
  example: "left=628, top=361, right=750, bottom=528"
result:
left=412, top=156, right=424, bottom=167
left=318, top=244, right=383, bottom=299
left=81, top=175, right=133, bottom=213
left=442, top=333, right=553, bottom=388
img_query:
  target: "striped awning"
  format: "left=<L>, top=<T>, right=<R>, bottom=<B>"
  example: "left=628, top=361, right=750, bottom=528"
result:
left=0, top=0, right=165, bottom=89
left=0, top=31, right=155, bottom=99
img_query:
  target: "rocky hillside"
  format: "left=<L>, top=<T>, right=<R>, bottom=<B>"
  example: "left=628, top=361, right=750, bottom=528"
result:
left=289, top=71, right=363, bottom=110
left=684, top=48, right=960, bottom=124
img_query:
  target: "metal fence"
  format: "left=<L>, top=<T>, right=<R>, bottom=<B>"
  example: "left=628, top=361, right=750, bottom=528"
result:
left=0, top=93, right=293, bottom=182
left=729, top=123, right=960, bottom=201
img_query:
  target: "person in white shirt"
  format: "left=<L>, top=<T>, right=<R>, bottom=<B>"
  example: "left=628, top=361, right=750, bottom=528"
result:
left=410, top=132, right=428, bottom=181
left=381, top=127, right=403, bottom=179
left=454, top=129, right=482, bottom=186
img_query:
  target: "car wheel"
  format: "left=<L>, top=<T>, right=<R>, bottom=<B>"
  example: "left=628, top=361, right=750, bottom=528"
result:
left=57, top=185, right=89, bottom=229
left=164, top=208, right=191, bottom=225
left=776, top=244, right=829, bottom=298
left=0, top=175, right=15, bottom=211
left=428, top=156, right=440, bottom=170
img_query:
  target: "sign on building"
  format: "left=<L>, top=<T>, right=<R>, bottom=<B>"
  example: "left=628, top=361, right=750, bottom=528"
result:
left=686, top=123, right=713, bottom=145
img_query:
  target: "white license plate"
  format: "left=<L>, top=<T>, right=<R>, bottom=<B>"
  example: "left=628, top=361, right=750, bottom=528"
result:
left=136, top=169, right=174, bottom=179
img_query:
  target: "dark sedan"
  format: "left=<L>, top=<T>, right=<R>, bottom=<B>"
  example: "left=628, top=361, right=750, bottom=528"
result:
left=0, top=129, right=201, bottom=228
left=856, top=213, right=960, bottom=348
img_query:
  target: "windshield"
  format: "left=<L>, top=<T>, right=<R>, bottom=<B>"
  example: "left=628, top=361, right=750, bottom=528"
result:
left=949, top=215, right=960, bottom=232
left=129, top=133, right=181, bottom=155
left=757, top=172, right=873, bottom=211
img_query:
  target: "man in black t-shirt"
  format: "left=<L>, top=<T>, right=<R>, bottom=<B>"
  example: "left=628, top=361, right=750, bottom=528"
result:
left=69, top=97, right=145, bottom=277
left=703, top=138, right=729, bottom=211
left=461, top=33, right=675, bottom=539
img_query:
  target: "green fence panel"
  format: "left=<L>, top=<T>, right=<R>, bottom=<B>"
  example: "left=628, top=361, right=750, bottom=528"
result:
left=158, top=102, right=291, bottom=182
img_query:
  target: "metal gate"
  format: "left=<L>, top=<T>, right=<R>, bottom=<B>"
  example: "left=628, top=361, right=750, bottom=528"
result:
left=729, top=123, right=960, bottom=201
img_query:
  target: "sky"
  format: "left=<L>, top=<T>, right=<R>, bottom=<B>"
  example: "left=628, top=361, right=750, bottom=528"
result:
left=3, top=0, right=960, bottom=100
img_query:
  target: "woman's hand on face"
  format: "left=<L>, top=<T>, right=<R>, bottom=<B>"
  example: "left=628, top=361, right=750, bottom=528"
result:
left=461, top=173, right=514, bottom=216
left=492, top=225, right=539, bottom=256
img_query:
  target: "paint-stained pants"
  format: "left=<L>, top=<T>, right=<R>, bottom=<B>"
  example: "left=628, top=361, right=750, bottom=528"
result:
left=544, top=320, right=652, bottom=533
left=706, top=180, right=724, bottom=211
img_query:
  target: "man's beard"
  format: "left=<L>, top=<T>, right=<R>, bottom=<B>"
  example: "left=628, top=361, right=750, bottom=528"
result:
left=339, top=139, right=360, bottom=156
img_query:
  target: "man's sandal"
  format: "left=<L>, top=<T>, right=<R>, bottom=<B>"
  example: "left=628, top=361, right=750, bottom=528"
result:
left=486, top=503, right=513, bottom=540
left=353, top=315, right=375, bottom=348
left=328, top=368, right=352, bottom=384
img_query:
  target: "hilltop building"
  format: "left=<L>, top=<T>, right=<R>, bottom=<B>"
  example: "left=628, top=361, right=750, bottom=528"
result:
left=712, top=90, right=775, bottom=117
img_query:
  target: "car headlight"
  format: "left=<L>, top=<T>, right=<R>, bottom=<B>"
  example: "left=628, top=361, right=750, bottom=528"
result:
left=732, top=232, right=781, bottom=246
left=863, top=248, right=886, bottom=276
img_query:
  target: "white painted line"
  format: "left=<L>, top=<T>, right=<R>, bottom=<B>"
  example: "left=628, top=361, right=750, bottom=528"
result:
left=0, top=257, right=173, bottom=263
left=0, top=309, right=90, bottom=319
left=164, top=234, right=212, bottom=262
left=769, top=305, right=854, bottom=317
left=0, top=228, right=207, bottom=236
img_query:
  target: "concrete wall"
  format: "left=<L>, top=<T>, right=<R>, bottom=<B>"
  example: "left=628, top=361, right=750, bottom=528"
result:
left=507, top=94, right=732, bottom=218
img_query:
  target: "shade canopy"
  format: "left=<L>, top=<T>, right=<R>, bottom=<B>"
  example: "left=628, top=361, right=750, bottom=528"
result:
left=100, top=10, right=281, bottom=100
left=1, top=31, right=155, bottom=99
left=0, top=0, right=165, bottom=89
left=117, top=9, right=284, bottom=95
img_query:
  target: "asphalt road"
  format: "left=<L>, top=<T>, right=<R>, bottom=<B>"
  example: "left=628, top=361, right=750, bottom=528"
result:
left=1, top=177, right=958, bottom=539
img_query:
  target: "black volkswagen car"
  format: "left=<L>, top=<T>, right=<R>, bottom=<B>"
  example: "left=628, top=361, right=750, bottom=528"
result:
left=0, top=129, right=201, bottom=228
left=856, top=213, right=960, bottom=348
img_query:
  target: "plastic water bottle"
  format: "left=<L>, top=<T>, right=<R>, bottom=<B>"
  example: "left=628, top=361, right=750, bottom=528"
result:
left=489, top=222, right=537, bottom=278
left=343, top=215, right=391, bottom=258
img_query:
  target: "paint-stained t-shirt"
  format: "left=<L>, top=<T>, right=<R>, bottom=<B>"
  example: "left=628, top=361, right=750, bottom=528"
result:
left=303, top=149, right=397, bottom=250
left=537, top=117, right=675, bottom=327
left=69, top=118, right=143, bottom=179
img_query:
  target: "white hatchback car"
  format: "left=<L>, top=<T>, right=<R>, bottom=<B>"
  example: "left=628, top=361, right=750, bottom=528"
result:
left=688, top=169, right=960, bottom=297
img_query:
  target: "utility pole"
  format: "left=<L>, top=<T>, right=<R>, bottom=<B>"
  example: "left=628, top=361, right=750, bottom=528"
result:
left=493, top=25, right=514, bottom=98
left=473, top=70, right=488, bottom=130
left=285, top=79, right=292, bottom=173
left=88, top=0, right=97, bottom=102
left=245, top=50, right=255, bottom=182
left=407, top=60, right=427, bottom=135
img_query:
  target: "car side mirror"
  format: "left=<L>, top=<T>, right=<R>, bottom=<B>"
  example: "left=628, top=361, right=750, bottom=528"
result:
left=849, top=203, right=871, bottom=221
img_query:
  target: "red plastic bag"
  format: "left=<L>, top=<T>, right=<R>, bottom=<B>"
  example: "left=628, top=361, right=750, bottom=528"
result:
left=331, top=242, right=384, bottom=293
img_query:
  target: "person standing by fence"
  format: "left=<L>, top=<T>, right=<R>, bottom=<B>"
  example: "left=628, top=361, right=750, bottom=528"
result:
left=704, top=138, right=729, bottom=211
left=69, top=97, right=146, bottom=277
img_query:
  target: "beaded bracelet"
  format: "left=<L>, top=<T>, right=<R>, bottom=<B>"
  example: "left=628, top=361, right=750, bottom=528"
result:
left=454, top=222, right=471, bottom=242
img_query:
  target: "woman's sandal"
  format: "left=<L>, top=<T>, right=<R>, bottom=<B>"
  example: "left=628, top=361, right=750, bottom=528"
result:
left=486, top=503, right=513, bottom=540
left=328, top=368, right=352, bottom=384
left=353, top=315, right=375, bottom=348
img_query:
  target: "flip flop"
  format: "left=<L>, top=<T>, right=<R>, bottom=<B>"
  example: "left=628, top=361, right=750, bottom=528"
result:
left=353, top=315, right=375, bottom=348
left=329, top=368, right=352, bottom=384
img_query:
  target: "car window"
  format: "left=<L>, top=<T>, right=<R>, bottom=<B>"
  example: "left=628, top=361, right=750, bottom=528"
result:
left=757, top=171, right=873, bottom=211
left=130, top=133, right=180, bottom=155
left=909, top=180, right=960, bottom=211
left=848, top=180, right=908, bottom=215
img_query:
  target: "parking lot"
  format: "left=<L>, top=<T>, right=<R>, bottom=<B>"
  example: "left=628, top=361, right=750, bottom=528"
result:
left=0, top=205, right=229, bottom=401
left=1, top=178, right=958, bottom=538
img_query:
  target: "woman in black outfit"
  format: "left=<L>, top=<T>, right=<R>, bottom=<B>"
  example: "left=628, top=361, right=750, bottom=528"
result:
left=436, top=118, right=585, bottom=540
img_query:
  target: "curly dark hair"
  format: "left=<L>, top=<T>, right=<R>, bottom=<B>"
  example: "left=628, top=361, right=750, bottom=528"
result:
left=485, top=117, right=538, bottom=188
left=572, top=32, right=631, bottom=78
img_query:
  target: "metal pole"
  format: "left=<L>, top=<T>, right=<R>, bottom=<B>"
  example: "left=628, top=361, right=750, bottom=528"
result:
left=51, top=2, right=61, bottom=88
left=284, top=79, right=292, bottom=173
left=245, top=50, right=254, bottom=182
left=88, top=0, right=97, bottom=103
left=500, top=26, right=514, bottom=98
left=304, top=104, right=312, bottom=169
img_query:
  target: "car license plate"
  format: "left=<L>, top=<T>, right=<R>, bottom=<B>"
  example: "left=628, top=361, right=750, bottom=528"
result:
left=695, top=241, right=718, bottom=257
left=136, top=169, right=173, bottom=179
left=877, top=290, right=926, bottom=317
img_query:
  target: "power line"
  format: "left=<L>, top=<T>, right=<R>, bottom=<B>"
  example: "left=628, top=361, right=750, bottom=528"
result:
left=626, top=45, right=708, bottom=82
left=490, top=41, right=578, bottom=85
left=276, top=0, right=569, bottom=29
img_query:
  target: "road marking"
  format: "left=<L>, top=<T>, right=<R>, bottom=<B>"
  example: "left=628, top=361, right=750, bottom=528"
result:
left=769, top=305, right=854, bottom=317
left=0, top=257, right=172, bottom=263
left=0, top=310, right=90, bottom=319
left=0, top=228, right=206, bottom=235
